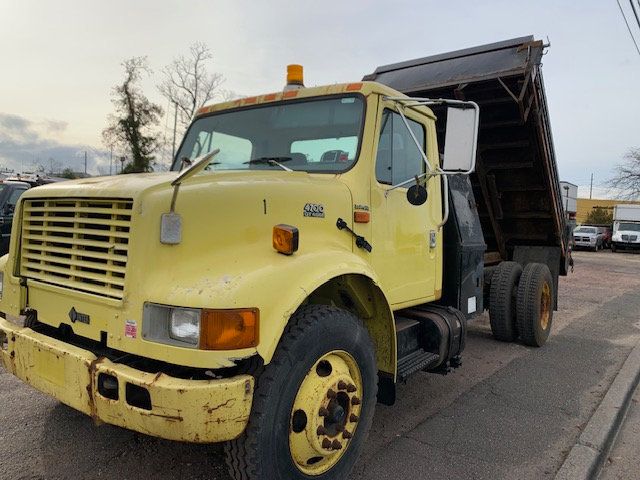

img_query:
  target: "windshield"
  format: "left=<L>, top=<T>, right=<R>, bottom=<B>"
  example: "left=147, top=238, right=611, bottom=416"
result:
left=173, top=95, right=365, bottom=173
left=618, top=222, right=640, bottom=232
left=574, top=227, right=597, bottom=234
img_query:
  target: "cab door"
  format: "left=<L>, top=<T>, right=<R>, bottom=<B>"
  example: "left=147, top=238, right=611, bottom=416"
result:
left=369, top=102, right=440, bottom=306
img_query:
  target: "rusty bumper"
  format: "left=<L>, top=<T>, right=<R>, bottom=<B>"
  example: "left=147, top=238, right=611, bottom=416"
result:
left=0, top=317, right=254, bottom=443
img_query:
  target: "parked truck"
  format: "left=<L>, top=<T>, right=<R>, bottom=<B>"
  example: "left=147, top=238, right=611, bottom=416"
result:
left=611, top=204, right=640, bottom=252
left=0, top=180, right=30, bottom=255
left=0, top=37, right=568, bottom=479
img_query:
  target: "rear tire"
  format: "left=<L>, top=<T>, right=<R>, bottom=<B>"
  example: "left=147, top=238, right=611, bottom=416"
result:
left=225, top=305, right=377, bottom=480
left=489, top=261, right=522, bottom=342
left=516, top=263, right=554, bottom=347
left=612, top=244, right=617, bottom=253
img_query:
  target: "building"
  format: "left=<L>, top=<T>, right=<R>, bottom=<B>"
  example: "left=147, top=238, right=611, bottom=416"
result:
left=576, top=198, right=640, bottom=224
left=559, top=181, right=577, bottom=219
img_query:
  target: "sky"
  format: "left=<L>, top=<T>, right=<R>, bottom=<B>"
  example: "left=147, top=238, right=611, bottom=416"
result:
left=0, top=0, right=639, bottom=195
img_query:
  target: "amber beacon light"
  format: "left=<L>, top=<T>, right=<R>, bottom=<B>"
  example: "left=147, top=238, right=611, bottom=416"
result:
left=273, top=224, right=299, bottom=255
left=286, top=64, right=304, bottom=88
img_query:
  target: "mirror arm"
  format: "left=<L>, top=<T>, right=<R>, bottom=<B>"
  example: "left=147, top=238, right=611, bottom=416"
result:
left=395, top=104, right=434, bottom=173
left=386, top=96, right=480, bottom=175
left=385, top=172, right=431, bottom=196
left=437, top=173, right=450, bottom=230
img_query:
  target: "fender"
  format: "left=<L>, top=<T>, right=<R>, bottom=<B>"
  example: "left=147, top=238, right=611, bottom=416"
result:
left=140, top=247, right=397, bottom=376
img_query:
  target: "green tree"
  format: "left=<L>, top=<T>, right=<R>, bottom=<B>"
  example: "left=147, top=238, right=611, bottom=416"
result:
left=103, top=57, right=163, bottom=173
left=585, top=207, right=613, bottom=225
left=60, top=168, right=77, bottom=179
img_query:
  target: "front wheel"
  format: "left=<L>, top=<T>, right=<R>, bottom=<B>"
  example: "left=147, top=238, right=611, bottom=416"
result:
left=225, top=305, right=377, bottom=480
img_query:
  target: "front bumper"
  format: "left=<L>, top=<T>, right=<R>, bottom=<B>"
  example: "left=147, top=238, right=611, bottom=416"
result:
left=612, top=241, right=640, bottom=249
left=0, top=317, right=254, bottom=443
left=573, top=240, right=596, bottom=248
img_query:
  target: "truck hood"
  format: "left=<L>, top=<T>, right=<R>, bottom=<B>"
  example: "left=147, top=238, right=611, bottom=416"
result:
left=21, top=172, right=178, bottom=200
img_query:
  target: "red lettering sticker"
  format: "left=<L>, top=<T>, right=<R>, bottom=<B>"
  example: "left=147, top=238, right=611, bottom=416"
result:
left=125, top=320, right=137, bottom=339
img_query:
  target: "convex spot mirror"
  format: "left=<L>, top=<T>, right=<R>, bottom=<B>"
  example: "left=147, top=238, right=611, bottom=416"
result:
left=407, top=184, right=428, bottom=206
left=442, top=106, right=479, bottom=173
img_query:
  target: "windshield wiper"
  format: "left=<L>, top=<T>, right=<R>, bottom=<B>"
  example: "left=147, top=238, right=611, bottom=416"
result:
left=244, top=157, right=293, bottom=172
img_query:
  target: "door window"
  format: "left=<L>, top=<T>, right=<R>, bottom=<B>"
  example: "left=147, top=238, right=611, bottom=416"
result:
left=375, top=110, right=425, bottom=186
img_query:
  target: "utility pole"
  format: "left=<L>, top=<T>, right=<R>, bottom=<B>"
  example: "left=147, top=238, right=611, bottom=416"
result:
left=84, top=151, right=87, bottom=175
left=109, top=146, right=113, bottom=175
left=589, top=173, right=593, bottom=199
left=171, top=101, right=178, bottom=160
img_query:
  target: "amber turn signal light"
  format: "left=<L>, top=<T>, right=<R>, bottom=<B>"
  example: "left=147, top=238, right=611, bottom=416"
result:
left=354, top=211, right=370, bottom=223
left=273, top=224, right=299, bottom=255
left=200, top=308, right=259, bottom=350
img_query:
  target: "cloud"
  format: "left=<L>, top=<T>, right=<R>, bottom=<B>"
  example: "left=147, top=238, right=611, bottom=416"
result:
left=0, top=112, right=107, bottom=174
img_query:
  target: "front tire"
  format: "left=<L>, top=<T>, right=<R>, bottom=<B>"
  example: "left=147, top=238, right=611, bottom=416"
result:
left=225, top=305, right=377, bottom=480
left=516, top=263, right=554, bottom=347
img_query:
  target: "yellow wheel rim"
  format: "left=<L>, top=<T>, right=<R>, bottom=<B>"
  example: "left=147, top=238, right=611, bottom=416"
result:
left=288, top=350, right=363, bottom=476
left=540, top=282, right=551, bottom=330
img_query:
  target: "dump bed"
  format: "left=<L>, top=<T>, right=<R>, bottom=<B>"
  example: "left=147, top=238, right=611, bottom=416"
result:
left=364, top=36, right=569, bottom=274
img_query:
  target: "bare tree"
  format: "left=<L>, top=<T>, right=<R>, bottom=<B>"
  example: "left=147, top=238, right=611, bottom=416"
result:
left=609, top=148, right=640, bottom=199
left=103, top=57, right=163, bottom=173
left=158, top=42, right=225, bottom=131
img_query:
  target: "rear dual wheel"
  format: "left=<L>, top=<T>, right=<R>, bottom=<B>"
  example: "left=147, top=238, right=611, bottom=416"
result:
left=516, top=263, right=553, bottom=347
left=489, top=261, right=553, bottom=347
left=225, top=305, right=377, bottom=480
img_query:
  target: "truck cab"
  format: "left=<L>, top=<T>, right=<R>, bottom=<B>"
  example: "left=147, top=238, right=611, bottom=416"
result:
left=0, top=64, right=556, bottom=480
left=0, top=180, right=30, bottom=255
left=612, top=204, right=640, bottom=252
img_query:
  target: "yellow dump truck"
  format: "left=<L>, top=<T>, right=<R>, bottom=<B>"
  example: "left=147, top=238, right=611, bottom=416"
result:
left=1, top=39, right=564, bottom=480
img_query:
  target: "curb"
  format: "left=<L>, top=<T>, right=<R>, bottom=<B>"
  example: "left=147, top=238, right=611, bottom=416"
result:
left=555, top=339, right=640, bottom=480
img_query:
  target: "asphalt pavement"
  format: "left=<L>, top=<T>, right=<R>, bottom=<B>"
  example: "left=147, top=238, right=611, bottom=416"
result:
left=1, top=250, right=640, bottom=479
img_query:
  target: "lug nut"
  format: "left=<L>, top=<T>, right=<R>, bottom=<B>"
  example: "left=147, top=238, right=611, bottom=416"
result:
left=327, top=389, right=337, bottom=399
left=317, top=426, right=328, bottom=436
left=342, top=430, right=353, bottom=439
left=331, top=440, right=343, bottom=450
left=318, top=407, right=329, bottom=417
left=337, top=380, right=347, bottom=390
left=351, top=396, right=361, bottom=405
left=322, top=438, right=333, bottom=449
left=349, top=414, right=359, bottom=423
left=346, top=384, right=357, bottom=393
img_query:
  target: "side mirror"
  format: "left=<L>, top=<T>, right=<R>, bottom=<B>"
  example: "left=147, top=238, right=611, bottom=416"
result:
left=442, top=105, right=479, bottom=173
left=407, top=184, right=428, bottom=206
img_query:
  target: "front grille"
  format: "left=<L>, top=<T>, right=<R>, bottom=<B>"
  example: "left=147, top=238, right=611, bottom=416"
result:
left=20, top=198, right=133, bottom=299
left=622, top=235, right=629, bottom=241
left=631, top=235, right=638, bottom=242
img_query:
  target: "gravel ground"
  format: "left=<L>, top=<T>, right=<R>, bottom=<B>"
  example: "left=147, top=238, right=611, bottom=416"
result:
left=1, top=250, right=639, bottom=479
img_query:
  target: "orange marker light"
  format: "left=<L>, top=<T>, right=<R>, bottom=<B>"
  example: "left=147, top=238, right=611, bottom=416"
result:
left=200, top=308, right=259, bottom=350
left=273, top=224, right=299, bottom=255
left=354, top=211, right=370, bottom=223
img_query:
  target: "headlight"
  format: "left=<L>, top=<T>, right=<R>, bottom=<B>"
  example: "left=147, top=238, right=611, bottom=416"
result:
left=142, top=303, right=259, bottom=350
left=590, top=237, right=596, bottom=243
left=169, top=308, right=200, bottom=344
left=143, top=304, right=201, bottom=348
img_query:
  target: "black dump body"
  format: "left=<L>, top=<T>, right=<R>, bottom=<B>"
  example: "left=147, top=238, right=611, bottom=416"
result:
left=364, top=36, right=570, bottom=276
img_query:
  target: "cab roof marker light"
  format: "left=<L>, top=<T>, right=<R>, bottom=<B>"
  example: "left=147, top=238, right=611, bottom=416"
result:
left=284, top=64, right=304, bottom=91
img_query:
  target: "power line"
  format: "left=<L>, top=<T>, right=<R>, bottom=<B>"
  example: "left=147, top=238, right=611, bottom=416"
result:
left=617, top=0, right=640, bottom=55
left=630, top=0, right=640, bottom=30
